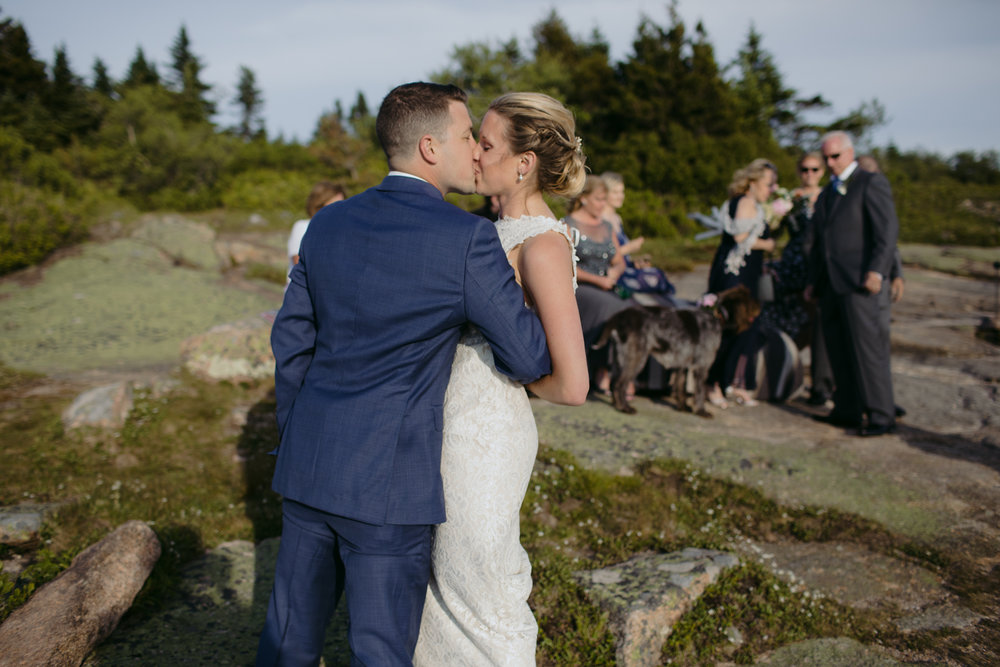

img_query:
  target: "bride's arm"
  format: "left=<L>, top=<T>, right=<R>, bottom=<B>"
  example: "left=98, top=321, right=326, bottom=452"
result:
left=519, top=231, right=589, bottom=406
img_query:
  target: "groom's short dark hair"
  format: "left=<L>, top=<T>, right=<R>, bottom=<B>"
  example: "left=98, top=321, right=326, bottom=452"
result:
left=376, top=82, right=468, bottom=162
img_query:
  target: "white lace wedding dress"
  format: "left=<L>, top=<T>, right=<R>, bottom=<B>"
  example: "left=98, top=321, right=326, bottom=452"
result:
left=413, top=216, right=576, bottom=667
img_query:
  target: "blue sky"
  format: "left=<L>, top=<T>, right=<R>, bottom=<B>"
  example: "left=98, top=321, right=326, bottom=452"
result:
left=6, top=0, right=999, bottom=155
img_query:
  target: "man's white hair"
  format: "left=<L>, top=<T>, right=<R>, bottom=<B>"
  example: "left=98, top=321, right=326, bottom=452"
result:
left=821, top=130, right=854, bottom=150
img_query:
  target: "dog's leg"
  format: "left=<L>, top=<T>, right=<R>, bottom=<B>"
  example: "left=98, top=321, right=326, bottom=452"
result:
left=672, top=368, right=690, bottom=412
left=613, top=339, right=648, bottom=414
left=692, top=365, right=712, bottom=418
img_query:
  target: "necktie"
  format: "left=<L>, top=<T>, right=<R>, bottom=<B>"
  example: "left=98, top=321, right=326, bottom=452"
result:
left=830, top=175, right=840, bottom=190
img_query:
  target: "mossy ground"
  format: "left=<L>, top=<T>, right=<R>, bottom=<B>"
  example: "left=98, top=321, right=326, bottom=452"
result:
left=2, top=235, right=997, bottom=664
left=0, top=239, right=281, bottom=374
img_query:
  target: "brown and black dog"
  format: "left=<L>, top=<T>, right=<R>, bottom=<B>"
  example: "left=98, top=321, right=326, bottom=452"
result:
left=594, top=285, right=759, bottom=416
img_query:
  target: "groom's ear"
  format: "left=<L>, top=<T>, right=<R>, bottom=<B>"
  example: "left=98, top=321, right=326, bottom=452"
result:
left=418, top=134, right=438, bottom=165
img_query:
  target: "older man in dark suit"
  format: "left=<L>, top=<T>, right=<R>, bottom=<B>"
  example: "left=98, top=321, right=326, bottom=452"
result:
left=805, top=131, right=899, bottom=436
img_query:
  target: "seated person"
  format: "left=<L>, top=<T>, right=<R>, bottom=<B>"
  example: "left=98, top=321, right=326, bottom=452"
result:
left=601, top=171, right=677, bottom=304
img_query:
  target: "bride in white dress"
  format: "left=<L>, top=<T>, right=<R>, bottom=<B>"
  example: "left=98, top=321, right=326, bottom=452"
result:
left=413, top=93, right=590, bottom=666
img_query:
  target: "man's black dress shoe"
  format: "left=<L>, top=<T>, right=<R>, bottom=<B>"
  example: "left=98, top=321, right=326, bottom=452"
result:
left=812, top=413, right=862, bottom=428
left=806, top=392, right=831, bottom=406
left=895, top=405, right=906, bottom=418
left=859, top=422, right=897, bottom=437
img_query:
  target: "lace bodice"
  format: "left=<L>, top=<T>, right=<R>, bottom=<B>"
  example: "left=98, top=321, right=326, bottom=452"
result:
left=494, top=215, right=578, bottom=290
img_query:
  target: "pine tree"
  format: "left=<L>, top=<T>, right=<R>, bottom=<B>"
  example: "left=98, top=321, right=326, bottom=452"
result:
left=729, top=25, right=828, bottom=147
left=0, top=15, right=51, bottom=138
left=349, top=92, right=368, bottom=122
left=46, top=45, right=100, bottom=144
left=169, top=25, right=215, bottom=123
left=123, top=47, right=160, bottom=88
left=233, top=65, right=264, bottom=139
left=92, top=57, right=114, bottom=97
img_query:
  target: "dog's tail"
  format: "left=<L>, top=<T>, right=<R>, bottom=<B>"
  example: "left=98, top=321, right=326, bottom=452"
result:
left=592, top=323, right=618, bottom=350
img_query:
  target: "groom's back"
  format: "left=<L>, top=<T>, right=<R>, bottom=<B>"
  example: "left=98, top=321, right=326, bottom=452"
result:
left=272, top=177, right=490, bottom=525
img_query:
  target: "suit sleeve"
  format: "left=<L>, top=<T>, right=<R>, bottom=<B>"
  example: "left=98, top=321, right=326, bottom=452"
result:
left=270, top=258, right=316, bottom=437
left=890, top=247, right=903, bottom=281
left=463, top=220, right=552, bottom=384
left=864, top=173, right=899, bottom=278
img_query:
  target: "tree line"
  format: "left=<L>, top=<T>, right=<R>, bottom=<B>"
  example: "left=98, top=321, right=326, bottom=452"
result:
left=1, top=7, right=998, bottom=275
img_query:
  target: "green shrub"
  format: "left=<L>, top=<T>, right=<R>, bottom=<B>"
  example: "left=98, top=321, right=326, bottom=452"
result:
left=0, top=182, right=91, bottom=275
left=0, top=546, right=77, bottom=623
left=218, top=168, right=319, bottom=215
left=245, top=261, right=289, bottom=286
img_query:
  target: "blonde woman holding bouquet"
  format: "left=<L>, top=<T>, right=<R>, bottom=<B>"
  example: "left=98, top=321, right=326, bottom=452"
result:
left=706, top=158, right=779, bottom=407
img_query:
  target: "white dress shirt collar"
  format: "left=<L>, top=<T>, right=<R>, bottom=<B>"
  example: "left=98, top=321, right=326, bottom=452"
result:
left=388, top=170, right=428, bottom=183
left=837, top=160, right=858, bottom=183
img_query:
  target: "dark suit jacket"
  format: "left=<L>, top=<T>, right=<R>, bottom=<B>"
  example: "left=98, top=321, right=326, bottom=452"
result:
left=269, top=175, right=551, bottom=526
left=809, top=168, right=899, bottom=296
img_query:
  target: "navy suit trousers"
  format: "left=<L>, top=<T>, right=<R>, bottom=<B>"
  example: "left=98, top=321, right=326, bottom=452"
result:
left=256, top=500, right=433, bottom=666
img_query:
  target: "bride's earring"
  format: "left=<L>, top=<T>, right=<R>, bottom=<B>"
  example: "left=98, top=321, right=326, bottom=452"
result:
left=517, top=171, right=524, bottom=183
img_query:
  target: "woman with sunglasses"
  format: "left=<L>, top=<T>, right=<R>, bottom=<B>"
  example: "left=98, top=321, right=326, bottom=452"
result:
left=757, top=151, right=832, bottom=404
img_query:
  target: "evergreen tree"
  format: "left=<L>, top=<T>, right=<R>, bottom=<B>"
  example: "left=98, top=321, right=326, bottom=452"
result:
left=0, top=15, right=47, bottom=94
left=169, top=25, right=194, bottom=89
left=826, top=98, right=887, bottom=149
left=41, top=46, right=101, bottom=144
left=92, top=57, right=114, bottom=96
left=122, top=47, right=160, bottom=88
left=0, top=15, right=52, bottom=145
left=311, top=110, right=367, bottom=181
left=233, top=65, right=264, bottom=139
left=349, top=91, right=369, bottom=124
left=168, top=25, right=215, bottom=124
left=610, top=7, right=752, bottom=200
left=532, top=12, right=618, bottom=127
left=729, top=26, right=828, bottom=147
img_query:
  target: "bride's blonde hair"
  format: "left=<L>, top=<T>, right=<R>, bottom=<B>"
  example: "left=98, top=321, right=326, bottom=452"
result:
left=487, top=92, right=587, bottom=198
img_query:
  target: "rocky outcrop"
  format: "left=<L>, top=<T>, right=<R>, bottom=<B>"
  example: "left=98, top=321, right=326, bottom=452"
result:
left=131, top=215, right=223, bottom=271
left=0, top=504, right=60, bottom=550
left=0, top=520, right=160, bottom=667
left=575, top=548, right=739, bottom=667
left=61, top=381, right=134, bottom=430
left=180, top=314, right=275, bottom=383
left=213, top=238, right=284, bottom=269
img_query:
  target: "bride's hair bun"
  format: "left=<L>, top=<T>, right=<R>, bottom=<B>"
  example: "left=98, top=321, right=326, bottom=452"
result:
left=487, top=92, right=586, bottom=198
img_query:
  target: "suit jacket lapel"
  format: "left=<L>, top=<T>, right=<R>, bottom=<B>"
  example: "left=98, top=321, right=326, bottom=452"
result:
left=824, top=182, right=841, bottom=219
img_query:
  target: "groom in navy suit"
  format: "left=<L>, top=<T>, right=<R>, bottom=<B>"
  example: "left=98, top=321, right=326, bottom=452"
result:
left=256, top=82, right=551, bottom=665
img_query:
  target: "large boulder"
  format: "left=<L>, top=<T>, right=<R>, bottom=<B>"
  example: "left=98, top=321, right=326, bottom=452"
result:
left=130, top=215, right=223, bottom=271
left=180, top=314, right=275, bottom=383
left=0, top=520, right=161, bottom=667
left=0, top=504, right=61, bottom=550
left=61, top=381, right=134, bottom=430
left=213, top=238, right=285, bottom=269
left=575, top=548, right=739, bottom=667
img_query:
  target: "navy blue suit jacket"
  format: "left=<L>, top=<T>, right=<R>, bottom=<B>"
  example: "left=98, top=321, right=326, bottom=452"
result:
left=270, top=175, right=551, bottom=526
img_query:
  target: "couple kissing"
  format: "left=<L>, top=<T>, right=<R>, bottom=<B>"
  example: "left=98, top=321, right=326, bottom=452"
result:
left=257, top=82, right=589, bottom=666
